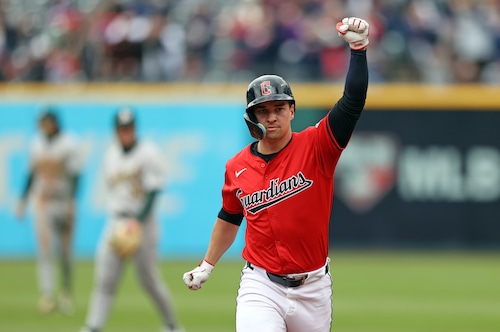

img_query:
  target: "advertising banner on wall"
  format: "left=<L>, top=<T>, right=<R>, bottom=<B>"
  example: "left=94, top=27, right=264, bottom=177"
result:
left=331, top=109, right=500, bottom=249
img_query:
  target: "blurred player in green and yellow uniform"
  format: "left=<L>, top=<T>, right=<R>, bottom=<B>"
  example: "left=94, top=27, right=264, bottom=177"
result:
left=16, top=107, right=82, bottom=315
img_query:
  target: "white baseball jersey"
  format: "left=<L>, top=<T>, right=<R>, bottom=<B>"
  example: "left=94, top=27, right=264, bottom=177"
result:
left=30, top=133, right=82, bottom=201
left=104, top=140, right=165, bottom=216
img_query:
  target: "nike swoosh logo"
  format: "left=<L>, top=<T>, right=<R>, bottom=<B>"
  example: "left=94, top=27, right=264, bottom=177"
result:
left=235, top=168, right=247, bottom=178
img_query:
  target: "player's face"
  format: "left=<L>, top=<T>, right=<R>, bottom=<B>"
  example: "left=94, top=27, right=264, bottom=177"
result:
left=116, top=125, right=136, bottom=147
left=39, top=119, right=57, bottom=136
left=253, top=101, right=295, bottom=140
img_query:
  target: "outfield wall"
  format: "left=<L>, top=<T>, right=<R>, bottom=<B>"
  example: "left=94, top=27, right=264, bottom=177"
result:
left=330, top=109, right=500, bottom=249
left=0, top=86, right=251, bottom=259
left=0, top=84, right=498, bottom=259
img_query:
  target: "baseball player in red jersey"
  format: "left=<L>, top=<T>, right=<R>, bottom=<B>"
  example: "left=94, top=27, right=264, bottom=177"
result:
left=183, top=17, right=370, bottom=331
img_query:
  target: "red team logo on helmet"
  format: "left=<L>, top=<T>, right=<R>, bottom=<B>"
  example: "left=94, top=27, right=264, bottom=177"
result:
left=260, top=81, right=272, bottom=95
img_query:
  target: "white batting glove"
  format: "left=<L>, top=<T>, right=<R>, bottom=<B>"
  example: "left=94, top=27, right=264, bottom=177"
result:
left=336, top=17, right=370, bottom=50
left=183, top=260, right=214, bottom=290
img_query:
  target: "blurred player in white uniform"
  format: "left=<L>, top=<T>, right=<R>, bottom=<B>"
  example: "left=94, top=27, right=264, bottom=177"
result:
left=16, top=108, right=82, bottom=315
left=80, top=108, right=183, bottom=332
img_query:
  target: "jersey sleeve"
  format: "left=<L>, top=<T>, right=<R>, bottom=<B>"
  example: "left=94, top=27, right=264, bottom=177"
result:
left=310, top=115, right=344, bottom=177
left=221, top=163, right=244, bottom=215
left=65, top=135, right=83, bottom=175
left=142, top=142, right=166, bottom=192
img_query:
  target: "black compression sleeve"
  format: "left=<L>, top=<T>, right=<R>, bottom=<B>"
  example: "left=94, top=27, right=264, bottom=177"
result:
left=21, top=171, right=34, bottom=201
left=218, top=208, right=244, bottom=226
left=136, top=190, right=158, bottom=223
left=329, top=49, right=368, bottom=148
left=344, top=49, right=368, bottom=101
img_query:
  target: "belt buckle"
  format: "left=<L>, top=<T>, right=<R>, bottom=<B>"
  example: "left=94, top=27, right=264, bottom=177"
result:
left=298, top=275, right=307, bottom=285
left=286, top=274, right=308, bottom=285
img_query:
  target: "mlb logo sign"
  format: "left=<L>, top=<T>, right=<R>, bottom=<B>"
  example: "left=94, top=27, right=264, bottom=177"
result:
left=335, top=132, right=400, bottom=213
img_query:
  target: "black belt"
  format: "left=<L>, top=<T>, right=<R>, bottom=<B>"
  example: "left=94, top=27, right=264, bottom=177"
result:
left=116, top=212, right=135, bottom=218
left=246, top=262, right=329, bottom=288
left=266, top=272, right=308, bottom=287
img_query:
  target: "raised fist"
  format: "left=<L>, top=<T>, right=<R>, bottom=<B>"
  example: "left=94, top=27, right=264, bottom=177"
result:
left=336, top=17, right=369, bottom=50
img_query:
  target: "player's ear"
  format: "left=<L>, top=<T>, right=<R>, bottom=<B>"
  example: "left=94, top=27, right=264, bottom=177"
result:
left=289, top=103, right=295, bottom=120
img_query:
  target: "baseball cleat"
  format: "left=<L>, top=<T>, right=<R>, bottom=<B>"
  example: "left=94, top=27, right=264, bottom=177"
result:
left=37, top=295, right=56, bottom=314
left=79, top=327, right=99, bottom=332
left=59, top=292, right=75, bottom=315
left=162, top=327, right=185, bottom=332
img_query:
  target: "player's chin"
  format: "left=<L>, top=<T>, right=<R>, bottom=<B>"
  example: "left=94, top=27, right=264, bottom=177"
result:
left=265, top=128, right=281, bottom=138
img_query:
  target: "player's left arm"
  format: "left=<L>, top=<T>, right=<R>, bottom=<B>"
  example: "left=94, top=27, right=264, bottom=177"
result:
left=136, top=190, right=159, bottom=223
left=328, top=17, right=369, bottom=148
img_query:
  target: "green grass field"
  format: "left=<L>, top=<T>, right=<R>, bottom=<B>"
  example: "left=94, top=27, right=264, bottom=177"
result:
left=0, top=250, right=499, bottom=332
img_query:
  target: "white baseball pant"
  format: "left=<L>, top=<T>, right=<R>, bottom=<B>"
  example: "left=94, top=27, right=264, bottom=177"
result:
left=236, top=258, right=332, bottom=332
left=34, top=198, right=73, bottom=297
left=84, top=215, right=178, bottom=329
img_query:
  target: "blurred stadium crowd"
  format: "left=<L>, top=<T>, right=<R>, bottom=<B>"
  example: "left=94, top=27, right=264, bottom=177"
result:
left=1, top=0, right=499, bottom=83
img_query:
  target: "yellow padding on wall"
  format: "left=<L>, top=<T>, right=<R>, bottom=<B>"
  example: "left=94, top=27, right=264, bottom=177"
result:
left=0, top=83, right=498, bottom=110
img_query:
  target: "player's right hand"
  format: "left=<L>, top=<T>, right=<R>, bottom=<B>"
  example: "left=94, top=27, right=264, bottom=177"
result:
left=336, top=17, right=370, bottom=50
left=182, top=260, right=214, bottom=290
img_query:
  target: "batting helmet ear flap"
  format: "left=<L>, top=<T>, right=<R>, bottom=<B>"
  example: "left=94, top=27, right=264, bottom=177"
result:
left=243, top=113, right=266, bottom=140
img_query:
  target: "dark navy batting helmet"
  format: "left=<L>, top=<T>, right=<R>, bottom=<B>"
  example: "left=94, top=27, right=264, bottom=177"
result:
left=246, top=75, right=295, bottom=114
left=114, top=107, right=135, bottom=129
left=244, top=75, right=295, bottom=140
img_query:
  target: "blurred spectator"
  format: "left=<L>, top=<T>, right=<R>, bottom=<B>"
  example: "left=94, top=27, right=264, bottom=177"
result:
left=0, top=0, right=499, bottom=83
left=101, top=4, right=151, bottom=80
left=142, top=6, right=186, bottom=81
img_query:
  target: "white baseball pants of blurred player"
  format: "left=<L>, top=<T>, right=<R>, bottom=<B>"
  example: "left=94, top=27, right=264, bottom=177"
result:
left=84, top=215, right=179, bottom=330
left=236, top=258, right=332, bottom=332
left=34, top=198, right=74, bottom=298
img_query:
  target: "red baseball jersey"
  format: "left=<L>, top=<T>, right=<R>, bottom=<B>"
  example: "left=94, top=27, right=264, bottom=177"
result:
left=222, top=115, right=344, bottom=274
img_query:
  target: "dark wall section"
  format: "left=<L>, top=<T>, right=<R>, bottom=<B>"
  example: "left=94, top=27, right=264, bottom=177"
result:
left=331, top=109, right=500, bottom=249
